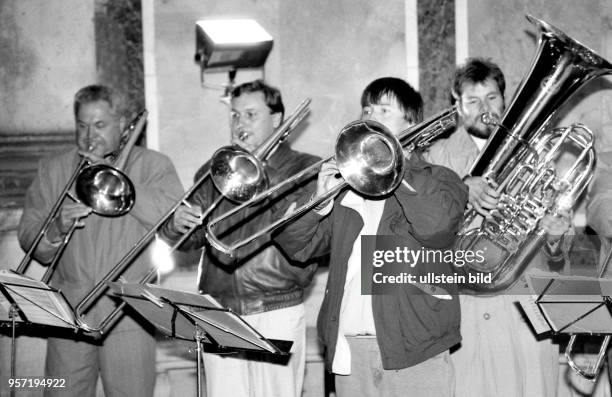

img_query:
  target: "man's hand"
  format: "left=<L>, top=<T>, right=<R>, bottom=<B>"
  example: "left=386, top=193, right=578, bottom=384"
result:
left=540, top=212, right=571, bottom=244
left=46, top=202, right=92, bottom=243
left=56, top=203, right=91, bottom=232
left=316, top=159, right=344, bottom=199
left=464, top=176, right=500, bottom=217
left=172, top=204, right=203, bottom=234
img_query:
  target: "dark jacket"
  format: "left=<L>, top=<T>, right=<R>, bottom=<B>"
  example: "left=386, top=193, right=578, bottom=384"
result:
left=275, top=154, right=468, bottom=370
left=162, top=143, right=321, bottom=315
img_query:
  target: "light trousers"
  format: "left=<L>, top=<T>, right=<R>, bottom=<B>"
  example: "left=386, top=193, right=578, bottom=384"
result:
left=203, top=303, right=306, bottom=397
left=335, top=337, right=454, bottom=397
left=452, top=294, right=558, bottom=397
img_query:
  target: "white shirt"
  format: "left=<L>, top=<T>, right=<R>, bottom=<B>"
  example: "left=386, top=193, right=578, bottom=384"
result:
left=470, top=134, right=488, bottom=151
left=330, top=191, right=386, bottom=375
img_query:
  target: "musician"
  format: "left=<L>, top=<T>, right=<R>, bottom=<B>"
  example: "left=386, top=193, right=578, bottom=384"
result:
left=17, top=85, right=184, bottom=397
left=160, top=79, right=320, bottom=397
left=424, top=58, right=571, bottom=397
left=274, top=77, right=468, bottom=397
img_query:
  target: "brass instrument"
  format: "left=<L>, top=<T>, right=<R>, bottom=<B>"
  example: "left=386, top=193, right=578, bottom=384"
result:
left=206, top=107, right=457, bottom=255
left=564, top=241, right=612, bottom=381
left=15, top=111, right=147, bottom=283
left=456, top=15, right=612, bottom=293
left=73, top=99, right=311, bottom=337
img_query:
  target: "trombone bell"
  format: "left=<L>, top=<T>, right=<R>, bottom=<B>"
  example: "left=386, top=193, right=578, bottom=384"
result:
left=336, top=120, right=404, bottom=197
left=75, top=164, right=136, bottom=216
left=210, top=145, right=269, bottom=202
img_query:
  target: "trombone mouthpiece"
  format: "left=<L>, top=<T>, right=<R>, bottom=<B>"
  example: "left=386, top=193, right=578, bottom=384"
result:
left=238, top=130, right=250, bottom=141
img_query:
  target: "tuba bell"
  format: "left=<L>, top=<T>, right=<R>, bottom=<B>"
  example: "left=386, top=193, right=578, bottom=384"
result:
left=456, top=15, right=612, bottom=294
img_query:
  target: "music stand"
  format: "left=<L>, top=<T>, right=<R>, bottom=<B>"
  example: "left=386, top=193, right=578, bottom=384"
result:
left=520, top=274, right=612, bottom=335
left=0, top=270, right=79, bottom=390
left=107, top=282, right=292, bottom=397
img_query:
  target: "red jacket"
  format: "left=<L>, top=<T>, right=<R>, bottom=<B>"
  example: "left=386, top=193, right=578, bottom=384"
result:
left=275, top=154, right=468, bottom=370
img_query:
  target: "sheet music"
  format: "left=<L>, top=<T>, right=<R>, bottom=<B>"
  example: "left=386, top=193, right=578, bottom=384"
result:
left=524, top=273, right=612, bottom=334
left=517, top=294, right=551, bottom=335
left=528, top=274, right=612, bottom=300
left=108, top=282, right=281, bottom=353
left=0, top=292, right=15, bottom=321
left=185, top=305, right=277, bottom=353
left=0, top=270, right=77, bottom=328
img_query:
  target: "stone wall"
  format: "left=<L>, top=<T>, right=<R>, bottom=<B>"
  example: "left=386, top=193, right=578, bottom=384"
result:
left=150, top=0, right=409, bottom=186
left=466, top=1, right=612, bottom=154
left=0, top=0, right=96, bottom=134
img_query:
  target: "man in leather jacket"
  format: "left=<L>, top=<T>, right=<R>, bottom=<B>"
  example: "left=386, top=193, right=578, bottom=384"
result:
left=161, top=79, right=320, bottom=397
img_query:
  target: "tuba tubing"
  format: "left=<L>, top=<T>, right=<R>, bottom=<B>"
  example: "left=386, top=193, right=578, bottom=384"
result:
left=470, top=15, right=612, bottom=179
left=458, top=14, right=612, bottom=294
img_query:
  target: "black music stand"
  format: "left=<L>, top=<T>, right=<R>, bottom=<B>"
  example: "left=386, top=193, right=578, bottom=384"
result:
left=0, top=270, right=79, bottom=394
left=107, top=282, right=292, bottom=397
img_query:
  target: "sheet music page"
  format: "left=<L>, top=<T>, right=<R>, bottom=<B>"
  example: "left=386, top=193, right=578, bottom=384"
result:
left=186, top=307, right=277, bottom=353
left=517, top=294, right=551, bottom=335
left=182, top=294, right=275, bottom=349
left=172, top=292, right=277, bottom=352
left=525, top=273, right=612, bottom=333
left=0, top=292, right=18, bottom=322
left=107, top=283, right=281, bottom=353
left=0, top=270, right=49, bottom=288
left=527, top=274, right=605, bottom=301
left=0, top=271, right=77, bottom=328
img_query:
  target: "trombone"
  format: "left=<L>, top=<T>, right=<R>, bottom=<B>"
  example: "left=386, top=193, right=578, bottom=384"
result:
left=73, top=99, right=311, bottom=337
left=564, top=239, right=612, bottom=381
left=16, top=111, right=147, bottom=283
left=206, top=106, right=457, bottom=255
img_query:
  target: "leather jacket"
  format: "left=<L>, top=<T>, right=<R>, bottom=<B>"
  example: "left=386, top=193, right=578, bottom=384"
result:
left=162, top=143, right=321, bottom=315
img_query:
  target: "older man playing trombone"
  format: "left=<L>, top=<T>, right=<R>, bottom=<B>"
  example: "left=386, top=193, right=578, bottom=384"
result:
left=18, top=84, right=183, bottom=397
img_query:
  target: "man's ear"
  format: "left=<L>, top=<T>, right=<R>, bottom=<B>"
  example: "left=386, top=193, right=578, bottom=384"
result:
left=118, top=116, right=127, bottom=138
left=272, top=112, right=282, bottom=129
left=451, top=89, right=460, bottom=104
left=451, top=90, right=466, bottom=118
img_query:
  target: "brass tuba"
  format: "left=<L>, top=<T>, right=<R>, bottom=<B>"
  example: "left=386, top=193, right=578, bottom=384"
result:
left=457, top=15, right=612, bottom=293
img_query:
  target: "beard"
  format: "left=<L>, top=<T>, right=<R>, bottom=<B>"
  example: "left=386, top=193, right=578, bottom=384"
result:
left=465, top=123, right=494, bottom=139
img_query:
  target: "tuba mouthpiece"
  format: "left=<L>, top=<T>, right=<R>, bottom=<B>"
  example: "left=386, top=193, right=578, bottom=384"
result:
left=481, top=112, right=499, bottom=126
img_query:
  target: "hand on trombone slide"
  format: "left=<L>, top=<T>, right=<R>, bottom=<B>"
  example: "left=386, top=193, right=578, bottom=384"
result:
left=172, top=203, right=204, bottom=234
left=47, top=202, right=92, bottom=243
left=315, top=159, right=344, bottom=207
